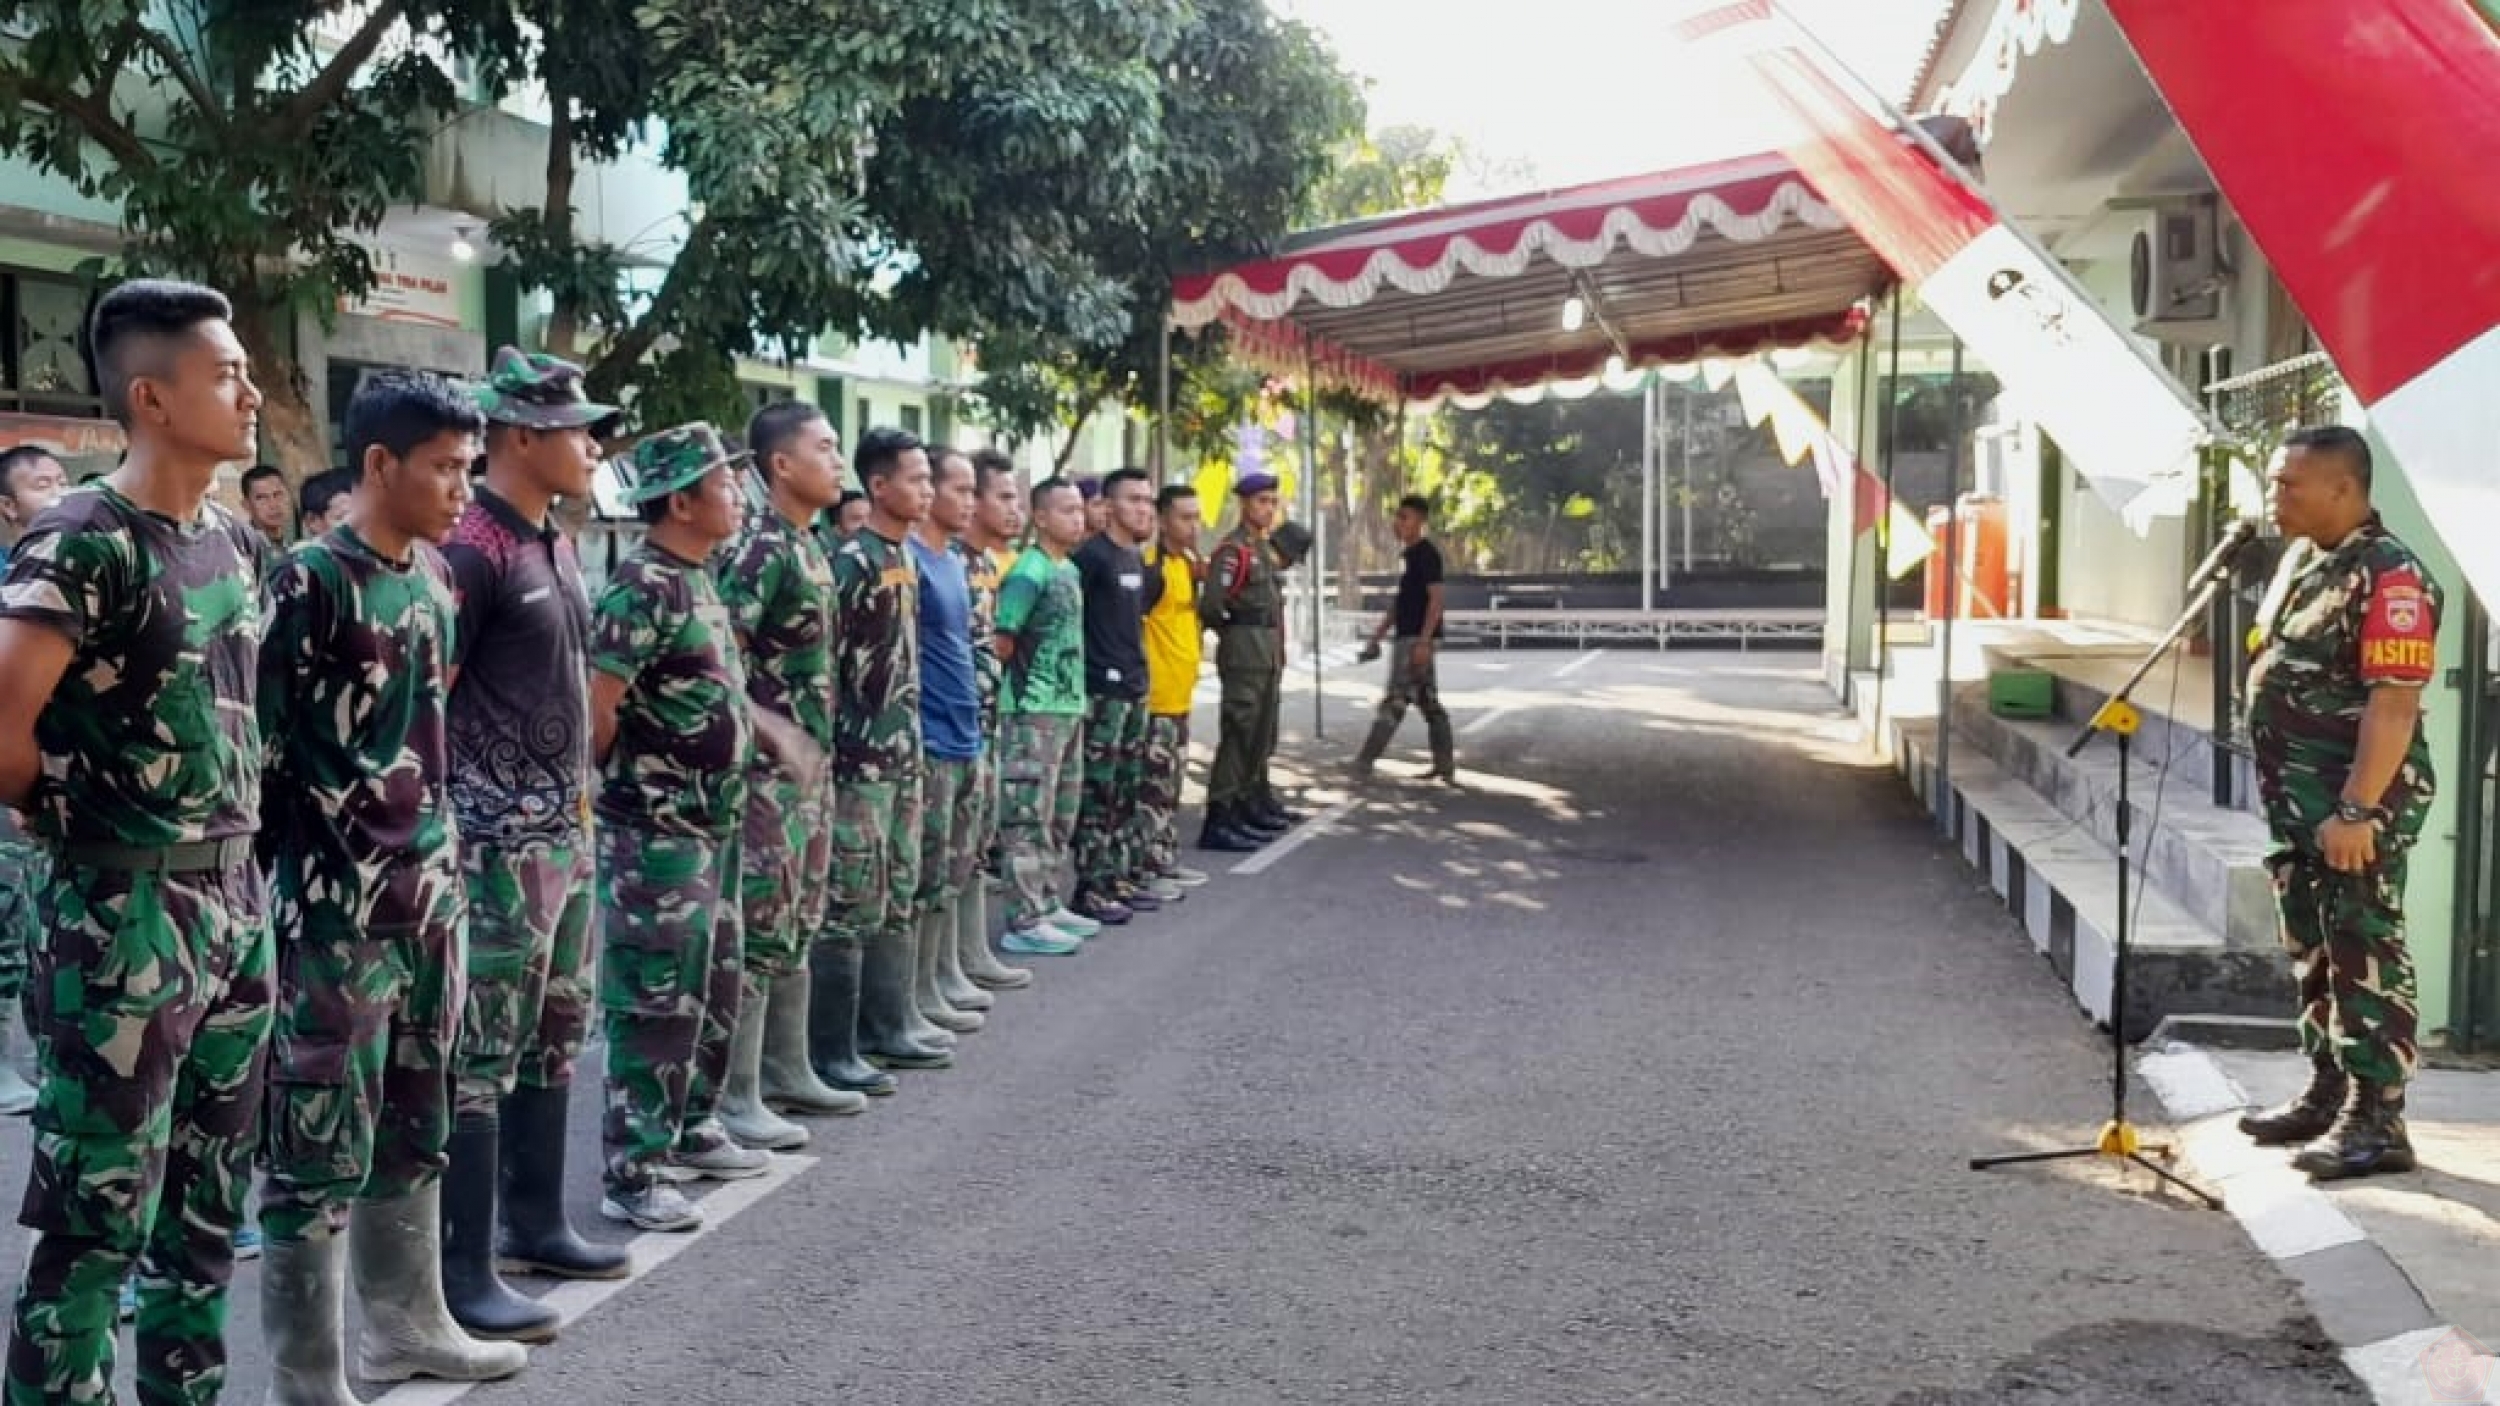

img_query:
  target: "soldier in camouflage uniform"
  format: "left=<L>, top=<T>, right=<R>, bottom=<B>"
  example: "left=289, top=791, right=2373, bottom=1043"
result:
left=908, top=449, right=995, bottom=1036
left=954, top=451, right=1035, bottom=992
left=438, top=349, right=629, bottom=1346
left=0, top=446, right=67, bottom=1118
left=588, top=424, right=761, bottom=1233
left=2238, top=426, right=2440, bottom=1182
left=0, top=280, right=275, bottom=1406
left=256, top=372, right=526, bottom=1400
left=825, top=428, right=952, bottom=1074
left=1199, top=474, right=1292, bottom=851
left=996, top=479, right=1098, bottom=955
left=1069, top=468, right=1165, bottom=925
left=714, top=400, right=863, bottom=1149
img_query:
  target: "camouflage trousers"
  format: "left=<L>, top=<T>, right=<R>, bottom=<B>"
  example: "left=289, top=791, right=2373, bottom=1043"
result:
left=742, top=773, right=829, bottom=982
left=917, top=756, right=989, bottom=922
left=598, top=826, right=743, bottom=1195
left=1075, top=696, right=1150, bottom=894
left=1000, top=713, right=1084, bottom=930
left=2272, top=844, right=2419, bottom=1088
left=453, top=838, right=597, bottom=1116
left=1140, top=714, right=1190, bottom=880
left=7, top=860, right=274, bottom=1406
left=259, top=897, right=466, bottom=1243
left=0, top=832, right=44, bottom=1007
left=825, top=774, right=923, bottom=950
left=1355, top=638, right=1455, bottom=774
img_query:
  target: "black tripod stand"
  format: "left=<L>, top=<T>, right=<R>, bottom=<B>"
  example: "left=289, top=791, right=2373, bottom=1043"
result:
left=1967, top=527, right=2255, bottom=1210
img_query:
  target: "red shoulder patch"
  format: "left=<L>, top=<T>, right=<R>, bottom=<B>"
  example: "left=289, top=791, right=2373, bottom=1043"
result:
left=2360, top=563, right=2437, bottom=685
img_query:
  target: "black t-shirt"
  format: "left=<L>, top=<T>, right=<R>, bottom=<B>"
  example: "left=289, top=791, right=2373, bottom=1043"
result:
left=1395, top=538, right=1445, bottom=639
left=1074, top=534, right=1149, bottom=699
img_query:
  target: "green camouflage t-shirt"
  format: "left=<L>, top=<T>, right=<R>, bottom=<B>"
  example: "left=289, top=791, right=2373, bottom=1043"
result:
left=717, top=504, right=838, bottom=762
left=961, top=539, right=1005, bottom=732
left=995, top=547, right=1084, bottom=717
left=591, top=542, right=753, bottom=837
left=0, top=482, right=270, bottom=847
left=829, top=526, right=922, bottom=782
left=259, top=529, right=460, bottom=937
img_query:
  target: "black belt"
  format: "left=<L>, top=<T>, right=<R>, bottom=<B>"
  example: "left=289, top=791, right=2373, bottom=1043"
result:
left=57, top=836, right=256, bottom=875
left=1224, top=613, right=1277, bottom=627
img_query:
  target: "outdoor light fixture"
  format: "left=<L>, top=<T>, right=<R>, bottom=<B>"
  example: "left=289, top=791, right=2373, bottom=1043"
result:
left=1561, top=295, right=1587, bottom=332
left=1605, top=353, right=1628, bottom=380
left=450, top=225, right=477, bottom=263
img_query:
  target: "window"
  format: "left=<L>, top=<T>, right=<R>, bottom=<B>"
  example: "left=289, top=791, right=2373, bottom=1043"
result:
left=900, top=403, right=924, bottom=437
left=855, top=397, right=874, bottom=434
left=2, top=271, right=102, bottom=418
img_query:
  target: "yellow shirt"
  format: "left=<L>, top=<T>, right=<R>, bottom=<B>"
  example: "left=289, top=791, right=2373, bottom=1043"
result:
left=1143, top=545, right=1203, bottom=717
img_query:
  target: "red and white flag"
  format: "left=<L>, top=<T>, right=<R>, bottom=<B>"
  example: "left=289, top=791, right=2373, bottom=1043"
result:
left=2106, top=0, right=2500, bottom=610
left=1669, top=1, right=2212, bottom=533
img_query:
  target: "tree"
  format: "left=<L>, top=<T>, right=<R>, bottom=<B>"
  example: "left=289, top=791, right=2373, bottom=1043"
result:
left=0, top=1, right=527, bottom=475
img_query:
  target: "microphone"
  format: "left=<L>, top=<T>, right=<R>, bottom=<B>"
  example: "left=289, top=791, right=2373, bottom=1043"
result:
left=2187, top=517, right=2260, bottom=590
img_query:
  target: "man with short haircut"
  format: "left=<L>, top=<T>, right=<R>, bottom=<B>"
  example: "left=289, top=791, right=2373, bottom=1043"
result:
left=1353, top=494, right=1456, bottom=782
left=1070, top=468, right=1167, bottom=924
left=0, top=444, right=68, bottom=1117
left=907, top=449, right=993, bottom=1035
left=955, top=450, right=1034, bottom=992
left=588, top=425, right=763, bottom=1234
left=0, top=278, right=275, bottom=1406
left=297, top=468, right=358, bottom=539
left=995, top=480, right=1096, bottom=955
left=256, top=371, right=525, bottom=1398
left=1199, top=474, right=1290, bottom=850
left=713, top=400, right=864, bottom=1152
left=242, top=462, right=292, bottom=550
left=0, top=446, right=68, bottom=550
left=1141, top=485, right=1212, bottom=887
left=437, top=349, right=630, bottom=1345
left=829, top=489, right=870, bottom=543
left=2238, top=425, right=2442, bottom=1182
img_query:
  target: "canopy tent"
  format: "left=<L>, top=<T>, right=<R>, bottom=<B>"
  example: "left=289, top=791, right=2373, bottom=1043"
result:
left=1168, top=148, right=1903, bottom=407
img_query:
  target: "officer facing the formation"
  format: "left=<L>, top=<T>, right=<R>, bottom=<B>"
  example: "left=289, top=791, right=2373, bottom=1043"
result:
left=587, top=424, right=763, bottom=1234
left=0, top=444, right=68, bottom=1118
left=2238, top=425, right=2441, bottom=1182
left=0, top=279, right=276, bottom=1406
left=439, top=349, right=630, bottom=1347
left=1199, top=477, right=1302, bottom=850
left=713, top=401, right=862, bottom=1156
left=257, top=372, right=526, bottom=1400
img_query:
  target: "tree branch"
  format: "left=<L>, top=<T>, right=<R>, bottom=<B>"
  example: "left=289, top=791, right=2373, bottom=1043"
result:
left=585, top=217, right=717, bottom=401
left=19, top=74, right=157, bottom=173
left=277, top=0, right=412, bottom=139
left=134, top=26, right=226, bottom=129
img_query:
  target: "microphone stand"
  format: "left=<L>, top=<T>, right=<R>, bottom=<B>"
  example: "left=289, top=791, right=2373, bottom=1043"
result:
left=1967, top=527, right=2253, bottom=1209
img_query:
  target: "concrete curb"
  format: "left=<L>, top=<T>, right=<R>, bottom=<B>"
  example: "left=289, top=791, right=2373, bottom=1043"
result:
left=2136, top=1041, right=2500, bottom=1404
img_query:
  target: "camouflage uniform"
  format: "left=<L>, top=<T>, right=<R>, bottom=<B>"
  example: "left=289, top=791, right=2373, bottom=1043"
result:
left=997, top=549, right=1088, bottom=930
left=966, top=541, right=1008, bottom=862
left=2248, top=518, right=2442, bottom=1090
left=0, top=818, right=40, bottom=1013
left=825, top=528, right=923, bottom=954
left=1076, top=698, right=1150, bottom=893
left=1202, top=523, right=1286, bottom=814
left=256, top=530, right=464, bottom=1244
left=1, top=484, right=275, bottom=1406
left=590, top=447, right=754, bottom=1196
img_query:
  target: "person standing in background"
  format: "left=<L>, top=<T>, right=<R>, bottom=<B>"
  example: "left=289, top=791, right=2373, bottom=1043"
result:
left=0, top=444, right=68, bottom=1119
left=1352, top=494, right=1455, bottom=783
left=242, top=462, right=293, bottom=553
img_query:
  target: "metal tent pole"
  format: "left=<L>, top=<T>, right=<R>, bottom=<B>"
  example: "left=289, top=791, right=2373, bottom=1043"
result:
left=1302, top=360, right=1325, bottom=740
left=1936, top=336, right=1965, bottom=839
left=1641, top=374, right=1658, bottom=613
left=1876, top=294, right=1902, bottom=752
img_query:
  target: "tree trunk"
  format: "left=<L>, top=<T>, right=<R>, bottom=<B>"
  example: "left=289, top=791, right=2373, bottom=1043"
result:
left=1053, top=397, right=1099, bottom=473
left=230, top=294, right=326, bottom=483
left=541, top=91, right=582, bottom=354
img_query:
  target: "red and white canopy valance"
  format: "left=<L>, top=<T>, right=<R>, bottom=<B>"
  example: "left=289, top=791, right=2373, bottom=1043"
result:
left=1169, top=148, right=1897, bottom=406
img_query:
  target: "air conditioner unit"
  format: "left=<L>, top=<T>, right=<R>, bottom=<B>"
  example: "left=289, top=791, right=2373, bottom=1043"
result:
left=2130, top=197, right=2224, bottom=328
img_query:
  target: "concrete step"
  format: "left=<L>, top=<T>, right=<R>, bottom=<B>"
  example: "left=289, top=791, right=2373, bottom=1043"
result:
left=1947, top=686, right=2277, bottom=954
left=2046, top=669, right=2261, bottom=804
left=1895, top=716, right=2292, bottom=1042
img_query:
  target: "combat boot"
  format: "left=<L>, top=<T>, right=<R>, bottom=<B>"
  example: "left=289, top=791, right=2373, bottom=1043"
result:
left=441, top=1112, right=560, bottom=1344
left=262, top=1225, right=358, bottom=1406
left=2292, top=1080, right=2417, bottom=1181
left=1238, top=803, right=1290, bottom=837
left=496, top=1083, right=631, bottom=1281
left=0, top=1002, right=36, bottom=1116
left=352, top=1187, right=530, bottom=1384
left=1197, top=805, right=1263, bottom=852
left=857, top=928, right=954, bottom=1070
left=915, top=909, right=984, bottom=1034
left=808, top=941, right=898, bottom=1095
left=956, top=883, right=1033, bottom=991
left=2237, top=1050, right=2347, bottom=1146
left=758, top=970, right=866, bottom=1115
left=718, top=988, right=810, bottom=1151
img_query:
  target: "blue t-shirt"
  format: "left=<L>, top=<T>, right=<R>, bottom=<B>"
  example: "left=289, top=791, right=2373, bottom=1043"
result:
left=909, top=534, right=982, bottom=761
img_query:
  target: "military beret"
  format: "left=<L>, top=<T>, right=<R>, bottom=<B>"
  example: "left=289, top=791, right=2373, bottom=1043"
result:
left=1235, top=472, right=1280, bottom=497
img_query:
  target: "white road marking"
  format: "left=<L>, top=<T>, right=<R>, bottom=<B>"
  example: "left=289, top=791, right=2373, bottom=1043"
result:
left=1228, top=799, right=1361, bottom=876
left=1459, top=705, right=1511, bottom=738
left=1553, top=648, right=1605, bottom=678
left=1460, top=650, right=1600, bottom=737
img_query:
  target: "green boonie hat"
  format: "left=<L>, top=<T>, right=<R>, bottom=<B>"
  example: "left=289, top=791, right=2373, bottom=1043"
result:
left=472, top=346, right=619, bottom=429
left=619, top=422, right=749, bottom=505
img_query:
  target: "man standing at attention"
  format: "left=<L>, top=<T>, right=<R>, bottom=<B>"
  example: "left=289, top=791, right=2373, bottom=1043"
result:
left=588, top=425, right=763, bottom=1234
left=1140, top=484, right=1213, bottom=889
left=995, top=480, right=1096, bottom=955
left=438, top=349, right=631, bottom=1348
left=906, top=448, right=993, bottom=1035
left=1198, top=474, right=1290, bottom=851
left=1352, top=494, right=1456, bottom=783
left=0, top=444, right=68, bottom=1118
left=2237, top=426, right=2441, bottom=1182
left=256, top=372, right=526, bottom=1398
left=1069, top=467, right=1165, bottom=927
left=0, top=278, right=274, bottom=1406
left=955, top=451, right=1035, bottom=993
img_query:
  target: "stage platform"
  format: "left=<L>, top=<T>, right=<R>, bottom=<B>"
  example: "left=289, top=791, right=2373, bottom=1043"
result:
left=1441, top=606, right=1824, bottom=651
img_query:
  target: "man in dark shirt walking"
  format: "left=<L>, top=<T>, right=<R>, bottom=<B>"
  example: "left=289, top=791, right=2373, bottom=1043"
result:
left=1070, top=468, right=1160, bottom=925
left=1353, top=495, right=1454, bottom=782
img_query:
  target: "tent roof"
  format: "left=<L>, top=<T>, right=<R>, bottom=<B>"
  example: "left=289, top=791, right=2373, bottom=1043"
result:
left=1170, top=149, right=1899, bottom=405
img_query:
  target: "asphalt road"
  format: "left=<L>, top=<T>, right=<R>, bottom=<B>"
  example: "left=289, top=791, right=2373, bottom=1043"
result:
left=1, top=648, right=2367, bottom=1404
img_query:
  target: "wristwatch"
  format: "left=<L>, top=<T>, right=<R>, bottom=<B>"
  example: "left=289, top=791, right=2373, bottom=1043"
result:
left=2334, top=799, right=2387, bottom=827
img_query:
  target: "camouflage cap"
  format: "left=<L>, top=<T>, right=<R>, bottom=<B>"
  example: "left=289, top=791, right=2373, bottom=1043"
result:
left=472, top=346, right=619, bottom=429
left=618, top=422, right=749, bottom=505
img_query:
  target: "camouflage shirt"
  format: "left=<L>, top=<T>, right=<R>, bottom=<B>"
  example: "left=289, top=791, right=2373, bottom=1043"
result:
left=260, top=529, right=461, bottom=936
left=591, top=542, right=754, bottom=837
left=829, top=526, right=922, bottom=782
left=2248, top=516, right=2442, bottom=839
left=717, top=502, right=838, bottom=765
left=0, top=482, right=270, bottom=847
left=961, top=539, right=1005, bottom=733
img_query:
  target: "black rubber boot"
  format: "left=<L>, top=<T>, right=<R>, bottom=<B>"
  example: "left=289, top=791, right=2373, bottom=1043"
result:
left=497, top=1084, right=632, bottom=1281
left=808, top=940, right=900, bottom=1093
left=859, top=926, right=954, bottom=1070
left=2237, top=1051, right=2347, bottom=1146
left=1236, top=804, right=1289, bottom=838
left=443, top=1112, right=560, bottom=1343
left=2292, top=1080, right=2416, bottom=1181
left=1198, top=805, right=1262, bottom=853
